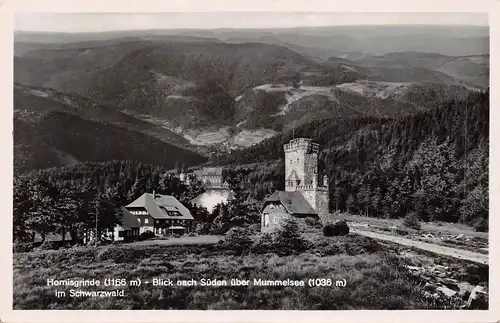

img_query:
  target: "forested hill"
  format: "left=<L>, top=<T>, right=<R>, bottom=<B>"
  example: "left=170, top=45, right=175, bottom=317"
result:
left=210, top=91, right=489, bottom=228
left=14, top=110, right=207, bottom=174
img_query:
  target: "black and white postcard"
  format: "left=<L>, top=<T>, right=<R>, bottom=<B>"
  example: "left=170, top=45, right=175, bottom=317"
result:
left=2, top=0, right=498, bottom=322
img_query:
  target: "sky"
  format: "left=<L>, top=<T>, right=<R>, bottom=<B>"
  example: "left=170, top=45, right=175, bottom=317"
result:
left=14, top=12, right=489, bottom=32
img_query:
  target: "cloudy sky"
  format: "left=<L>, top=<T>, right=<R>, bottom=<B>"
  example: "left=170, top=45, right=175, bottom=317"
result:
left=14, top=12, right=488, bottom=32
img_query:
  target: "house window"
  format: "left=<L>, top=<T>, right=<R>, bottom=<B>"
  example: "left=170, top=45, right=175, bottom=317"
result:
left=145, top=218, right=149, bottom=224
left=274, top=216, right=278, bottom=224
left=118, top=231, right=125, bottom=237
left=156, top=220, right=159, bottom=224
left=264, top=214, right=270, bottom=227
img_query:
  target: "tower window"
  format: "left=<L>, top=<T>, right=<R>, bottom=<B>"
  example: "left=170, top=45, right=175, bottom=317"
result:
left=297, top=158, right=299, bottom=163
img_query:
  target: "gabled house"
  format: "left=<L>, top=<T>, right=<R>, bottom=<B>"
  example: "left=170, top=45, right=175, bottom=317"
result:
left=112, top=207, right=141, bottom=242
left=261, top=138, right=330, bottom=232
left=125, top=192, right=194, bottom=236
left=261, top=191, right=318, bottom=232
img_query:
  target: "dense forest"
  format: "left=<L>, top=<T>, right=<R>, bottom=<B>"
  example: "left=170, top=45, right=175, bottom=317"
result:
left=211, top=91, right=489, bottom=230
left=14, top=110, right=207, bottom=174
left=13, top=160, right=261, bottom=244
left=13, top=91, right=489, bottom=244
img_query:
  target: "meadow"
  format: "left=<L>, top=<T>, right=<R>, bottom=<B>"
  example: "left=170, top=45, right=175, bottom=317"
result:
left=13, top=231, right=470, bottom=310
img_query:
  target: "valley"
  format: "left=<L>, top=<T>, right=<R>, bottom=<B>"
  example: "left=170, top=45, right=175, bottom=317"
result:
left=14, top=27, right=489, bottom=175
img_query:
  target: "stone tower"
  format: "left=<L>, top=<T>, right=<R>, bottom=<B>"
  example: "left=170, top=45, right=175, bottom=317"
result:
left=283, top=138, right=329, bottom=215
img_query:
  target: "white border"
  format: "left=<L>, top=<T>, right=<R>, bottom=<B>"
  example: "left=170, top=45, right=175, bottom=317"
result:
left=1, top=1, right=498, bottom=322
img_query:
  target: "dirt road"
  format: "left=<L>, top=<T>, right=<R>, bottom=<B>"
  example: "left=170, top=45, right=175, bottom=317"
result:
left=353, top=229, right=488, bottom=265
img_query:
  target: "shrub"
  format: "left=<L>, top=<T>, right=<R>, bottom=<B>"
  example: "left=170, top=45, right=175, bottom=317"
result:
left=395, top=228, right=410, bottom=236
left=195, top=222, right=212, bottom=235
left=323, top=220, right=350, bottom=237
left=274, top=218, right=310, bottom=254
left=39, top=241, right=59, bottom=250
left=139, top=230, right=156, bottom=241
left=224, top=226, right=253, bottom=251
left=304, top=216, right=322, bottom=228
left=251, top=232, right=275, bottom=254
left=323, top=224, right=335, bottom=237
left=403, top=212, right=421, bottom=230
left=13, top=241, right=34, bottom=253
left=246, top=223, right=261, bottom=234
left=473, top=217, right=488, bottom=232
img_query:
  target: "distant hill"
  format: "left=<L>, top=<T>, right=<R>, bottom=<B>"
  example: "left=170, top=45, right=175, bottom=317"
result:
left=234, top=82, right=475, bottom=132
left=14, top=40, right=363, bottom=130
left=350, top=52, right=489, bottom=88
left=14, top=88, right=207, bottom=174
left=14, top=29, right=488, bottom=154
left=14, top=83, right=194, bottom=148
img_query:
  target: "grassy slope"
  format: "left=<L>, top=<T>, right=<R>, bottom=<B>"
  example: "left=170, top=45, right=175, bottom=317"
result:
left=14, top=234, right=450, bottom=310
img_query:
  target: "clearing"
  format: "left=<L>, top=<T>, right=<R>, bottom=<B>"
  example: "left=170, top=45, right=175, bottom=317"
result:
left=352, top=229, right=488, bottom=265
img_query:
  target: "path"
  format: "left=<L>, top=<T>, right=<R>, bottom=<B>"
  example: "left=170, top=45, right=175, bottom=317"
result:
left=353, top=229, right=488, bottom=265
left=130, top=235, right=223, bottom=246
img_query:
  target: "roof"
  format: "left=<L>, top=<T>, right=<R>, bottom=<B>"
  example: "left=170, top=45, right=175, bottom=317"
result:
left=125, top=193, right=194, bottom=220
left=263, top=191, right=317, bottom=215
left=119, top=207, right=141, bottom=229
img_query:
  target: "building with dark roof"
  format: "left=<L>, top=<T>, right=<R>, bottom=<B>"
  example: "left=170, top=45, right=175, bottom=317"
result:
left=261, top=138, right=329, bottom=232
left=125, top=192, right=194, bottom=236
left=112, top=207, right=141, bottom=242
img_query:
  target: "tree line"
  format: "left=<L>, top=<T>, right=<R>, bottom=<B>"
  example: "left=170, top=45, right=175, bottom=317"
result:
left=13, top=160, right=264, bottom=244
left=210, top=91, right=489, bottom=230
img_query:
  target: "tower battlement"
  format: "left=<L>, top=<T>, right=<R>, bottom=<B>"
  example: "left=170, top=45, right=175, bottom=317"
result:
left=283, top=138, right=319, bottom=154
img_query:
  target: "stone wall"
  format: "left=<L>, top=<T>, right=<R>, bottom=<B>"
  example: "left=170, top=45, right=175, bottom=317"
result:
left=303, top=153, right=318, bottom=186
left=261, top=203, right=291, bottom=233
left=316, top=190, right=329, bottom=214
left=315, top=190, right=330, bottom=223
